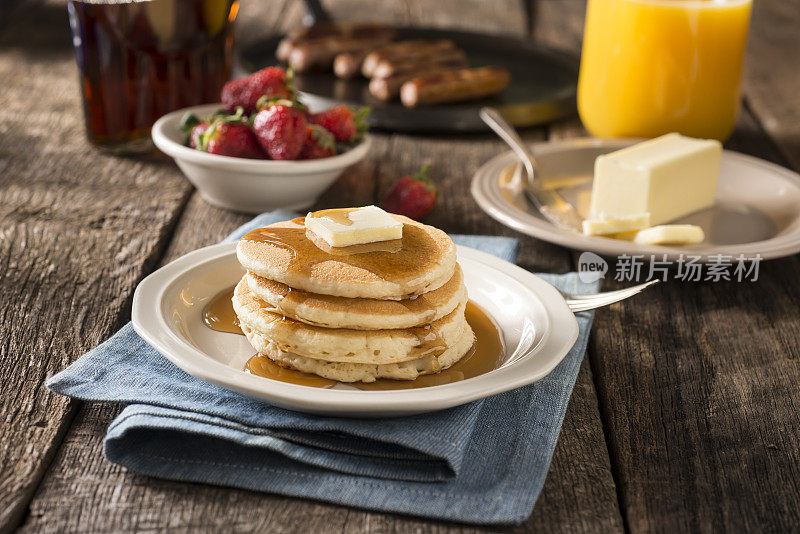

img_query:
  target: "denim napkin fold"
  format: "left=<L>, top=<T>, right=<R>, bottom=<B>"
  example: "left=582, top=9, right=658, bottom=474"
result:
left=47, top=210, right=599, bottom=525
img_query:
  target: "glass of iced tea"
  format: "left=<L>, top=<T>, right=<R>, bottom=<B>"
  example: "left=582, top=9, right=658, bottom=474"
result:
left=67, top=0, right=238, bottom=153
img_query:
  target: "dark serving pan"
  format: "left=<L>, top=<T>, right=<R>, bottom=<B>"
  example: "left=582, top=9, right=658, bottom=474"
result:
left=238, top=27, right=579, bottom=133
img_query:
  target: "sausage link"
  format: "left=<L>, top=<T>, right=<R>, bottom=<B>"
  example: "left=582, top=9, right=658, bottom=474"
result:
left=361, top=40, right=456, bottom=77
left=399, top=66, right=511, bottom=107
left=368, top=58, right=469, bottom=101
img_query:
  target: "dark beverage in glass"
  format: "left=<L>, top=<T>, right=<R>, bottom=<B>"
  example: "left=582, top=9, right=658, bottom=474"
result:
left=67, top=0, right=238, bottom=153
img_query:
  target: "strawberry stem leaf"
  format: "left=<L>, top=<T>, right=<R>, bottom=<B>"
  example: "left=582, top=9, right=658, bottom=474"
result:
left=353, top=106, right=370, bottom=140
left=413, top=163, right=431, bottom=182
left=179, top=113, right=200, bottom=140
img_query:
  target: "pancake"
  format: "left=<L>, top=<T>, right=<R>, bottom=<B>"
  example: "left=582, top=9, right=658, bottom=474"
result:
left=244, top=264, right=467, bottom=330
left=236, top=215, right=456, bottom=299
left=242, top=322, right=476, bottom=383
left=233, top=278, right=470, bottom=365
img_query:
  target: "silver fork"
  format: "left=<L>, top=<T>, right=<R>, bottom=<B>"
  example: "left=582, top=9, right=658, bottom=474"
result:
left=563, top=280, right=659, bottom=313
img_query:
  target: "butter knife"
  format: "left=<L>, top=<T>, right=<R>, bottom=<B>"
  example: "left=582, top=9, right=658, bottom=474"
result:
left=480, top=107, right=584, bottom=233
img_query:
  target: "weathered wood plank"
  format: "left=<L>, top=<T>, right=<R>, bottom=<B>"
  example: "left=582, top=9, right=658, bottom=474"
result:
left=0, top=2, right=194, bottom=532
left=19, top=0, right=620, bottom=532
left=591, top=263, right=800, bottom=531
left=540, top=0, right=800, bottom=530
left=586, top=100, right=800, bottom=534
left=374, top=131, right=574, bottom=274
left=17, top=138, right=384, bottom=533
left=22, top=130, right=623, bottom=533
left=742, top=0, right=800, bottom=171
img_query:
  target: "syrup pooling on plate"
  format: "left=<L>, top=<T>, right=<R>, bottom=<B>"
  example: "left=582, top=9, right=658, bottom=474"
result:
left=202, top=286, right=243, bottom=334
left=243, top=301, right=504, bottom=390
left=239, top=218, right=441, bottom=285
left=244, top=355, right=337, bottom=389
left=201, top=286, right=503, bottom=389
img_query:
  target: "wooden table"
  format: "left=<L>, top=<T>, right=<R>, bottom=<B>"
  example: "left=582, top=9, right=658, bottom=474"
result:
left=2, top=0, right=799, bottom=531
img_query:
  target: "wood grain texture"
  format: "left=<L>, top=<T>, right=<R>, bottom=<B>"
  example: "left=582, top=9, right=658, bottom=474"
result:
left=590, top=257, right=800, bottom=532
left=20, top=125, right=622, bottom=534
left=585, top=103, right=800, bottom=534
left=11, top=0, right=800, bottom=531
left=743, top=0, right=800, bottom=171
left=539, top=2, right=800, bottom=531
left=0, top=1, right=193, bottom=531
left=16, top=1, right=622, bottom=526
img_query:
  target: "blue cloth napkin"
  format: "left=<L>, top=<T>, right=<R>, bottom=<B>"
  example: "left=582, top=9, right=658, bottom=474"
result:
left=47, top=211, right=600, bottom=525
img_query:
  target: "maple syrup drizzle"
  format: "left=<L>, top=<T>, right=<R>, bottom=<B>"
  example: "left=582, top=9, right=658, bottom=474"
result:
left=242, top=280, right=451, bottom=362
left=266, top=274, right=449, bottom=324
left=239, top=218, right=439, bottom=283
left=240, top=300, right=504, bottom=391
left=244, top=355, right=337, bottom=389
left=206, top=214, right=501, bottom=390
left=308, top=207, right=356, bottom=226
left=202, top=286, right=242, bottom=334
left=202, top=285, right=503, bottom=389
left=353, top=301, right=503, bottom=390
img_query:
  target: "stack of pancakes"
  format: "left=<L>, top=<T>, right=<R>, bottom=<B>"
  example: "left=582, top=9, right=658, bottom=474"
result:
left=232, top=215, right=475, bottom=383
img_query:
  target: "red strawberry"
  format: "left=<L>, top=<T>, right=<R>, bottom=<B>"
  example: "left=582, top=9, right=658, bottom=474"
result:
left=222, top=67, right=291, bottom=114
left=381, top=164, right=437, bottom=220
left=179, top=112, right=207, bottom=148
left=204, top=123, right=264, bottom=158
left=310, top=105, right=369, bottom=143
left=252, top=102, right=308, bottom=160
left=221, top=78, right=249, bottom=113
left=189, top=122, right=208, bottom=149
left=300, top=125, right=337, bottom=159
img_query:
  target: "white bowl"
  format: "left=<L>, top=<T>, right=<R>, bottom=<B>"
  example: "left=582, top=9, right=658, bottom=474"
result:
left=152, top=104, right=371, bottom=213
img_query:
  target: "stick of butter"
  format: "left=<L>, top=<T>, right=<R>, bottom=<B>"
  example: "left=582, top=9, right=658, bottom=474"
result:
left=306, top=206, right=403, bottom=247
left=612, top=225, right=705, bottom=246
left=589, top=133, right=721, bottom=226
left=582, top=213, right=651, bottom=236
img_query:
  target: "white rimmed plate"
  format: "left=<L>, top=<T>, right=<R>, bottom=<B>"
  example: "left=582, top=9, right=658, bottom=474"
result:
left=131, top=243, right=578, bottom=417
left=471, top=138, right=800, bottom=261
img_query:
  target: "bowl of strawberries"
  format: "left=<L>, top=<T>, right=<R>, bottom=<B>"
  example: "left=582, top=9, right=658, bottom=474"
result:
left=152, top=67, right=371, bottom=213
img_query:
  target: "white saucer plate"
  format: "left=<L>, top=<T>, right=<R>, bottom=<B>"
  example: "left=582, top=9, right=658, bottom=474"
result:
left=471, top=138, right=800, bottom=261
left=131, top=243, right=578, bottom=417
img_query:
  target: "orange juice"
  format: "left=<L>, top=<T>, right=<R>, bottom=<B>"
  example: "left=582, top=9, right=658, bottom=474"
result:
left=577, top=0, right=751, bottom=141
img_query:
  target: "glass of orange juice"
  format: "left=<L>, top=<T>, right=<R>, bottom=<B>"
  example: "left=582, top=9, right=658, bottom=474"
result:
left=577, top=0, right=752, bottom=141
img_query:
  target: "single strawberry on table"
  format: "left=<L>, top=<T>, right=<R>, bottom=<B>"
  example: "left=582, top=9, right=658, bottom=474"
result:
left=309, top=105, right=369, bottom=143
left=382, top=164, right=437, bottom=220
left=252, top=100, right=308, bottom=160
left=222, top=67, right=292, bottom=115
left=300, top=125, right=337, bottom=159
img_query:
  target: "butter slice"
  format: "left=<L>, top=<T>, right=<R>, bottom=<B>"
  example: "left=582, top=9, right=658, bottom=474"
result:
left=582, top=212, right=651, bottom=236
left=306, top=206, right=402, bottom=247
left=613, top=224, right=705, bottom=246
left=589, top=133, right=721, bottom=226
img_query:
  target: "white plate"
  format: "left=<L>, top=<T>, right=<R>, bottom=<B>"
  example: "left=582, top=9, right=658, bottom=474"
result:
left=471, top=138, right=800, bottom=261
left=131, top=243, right=578, bottom=417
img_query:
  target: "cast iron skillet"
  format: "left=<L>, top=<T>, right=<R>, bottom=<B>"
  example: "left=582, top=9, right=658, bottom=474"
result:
left=238, top=3, right=578, bottom=132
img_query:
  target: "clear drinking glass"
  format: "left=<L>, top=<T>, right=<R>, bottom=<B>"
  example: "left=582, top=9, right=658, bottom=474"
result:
left=577, top=0, right=752, bottom=141
left=67, top=0, right=239, bottom=153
